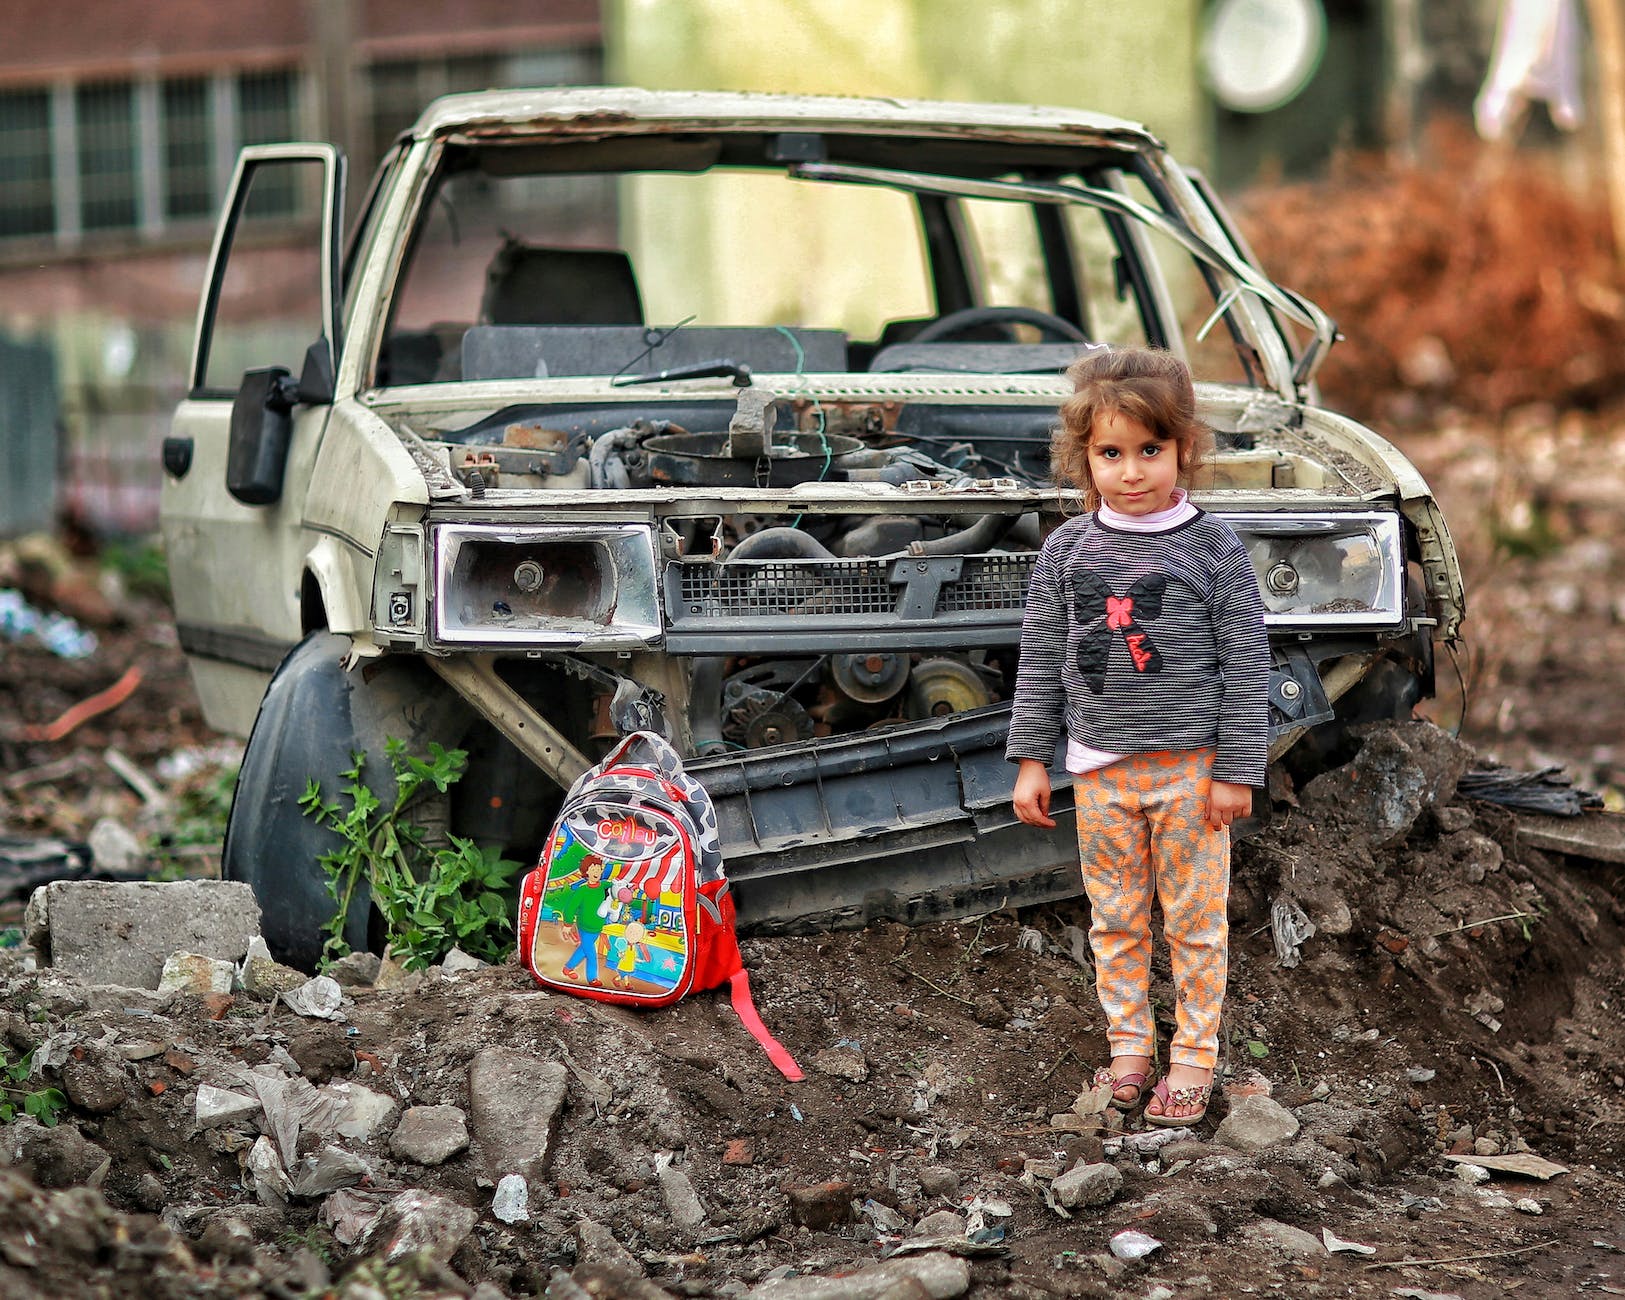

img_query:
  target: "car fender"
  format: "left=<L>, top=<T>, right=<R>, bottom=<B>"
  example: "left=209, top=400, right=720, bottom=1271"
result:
left=303, top=534, right=370, bottom=635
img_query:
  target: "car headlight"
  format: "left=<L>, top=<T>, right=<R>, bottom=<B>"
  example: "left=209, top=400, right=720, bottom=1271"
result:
left=430, top=523, right=661, bottom=648
left=1222, top=512, right=1405, bottom=629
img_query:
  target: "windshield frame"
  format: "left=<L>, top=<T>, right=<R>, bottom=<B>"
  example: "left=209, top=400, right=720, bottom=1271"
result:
left=357, top=123, right=1330, bottom=398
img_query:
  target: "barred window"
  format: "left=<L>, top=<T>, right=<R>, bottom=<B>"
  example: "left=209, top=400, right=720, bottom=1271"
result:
left=162, top=78, right=213, bottom=221
left=0, top=88, right=53, bottom=238
left=76, top=81, right=139, bottom=232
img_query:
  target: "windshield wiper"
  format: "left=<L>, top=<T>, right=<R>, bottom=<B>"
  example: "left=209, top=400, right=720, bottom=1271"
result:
left=789, top=160, right=1337, bottom=390
left=611, top=359, right=753, bottom=387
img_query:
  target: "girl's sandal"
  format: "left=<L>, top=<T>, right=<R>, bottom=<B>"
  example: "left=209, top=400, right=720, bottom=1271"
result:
left=1143, top=1077, right=1212, bottom=1128
left=1092, top=1066, right=1149, bottom=1111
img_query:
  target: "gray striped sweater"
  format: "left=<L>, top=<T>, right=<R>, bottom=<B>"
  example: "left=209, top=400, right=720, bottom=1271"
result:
left=1005, top=510, right=1271, bottom=786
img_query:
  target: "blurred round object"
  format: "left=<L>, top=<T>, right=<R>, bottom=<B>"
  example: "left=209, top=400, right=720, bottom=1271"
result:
left=1201, top=0, right=1326, bottom=113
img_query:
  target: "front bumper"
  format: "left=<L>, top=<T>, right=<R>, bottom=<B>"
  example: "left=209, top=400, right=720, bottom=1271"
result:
left=688, top=703, right=1083, bottom=932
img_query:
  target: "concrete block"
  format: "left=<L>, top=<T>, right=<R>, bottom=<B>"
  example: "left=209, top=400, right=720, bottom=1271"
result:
left=26, top=880, right=262, bottom=988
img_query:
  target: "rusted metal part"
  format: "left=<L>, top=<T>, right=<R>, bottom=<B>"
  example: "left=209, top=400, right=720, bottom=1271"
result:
left=425, top=655, right=591, bottom=790
left=421, top=87, right=1161, bottom=150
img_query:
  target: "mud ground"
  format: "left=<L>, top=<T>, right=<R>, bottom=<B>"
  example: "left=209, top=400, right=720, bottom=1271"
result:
left=2, top=129, right=1625, bottom=1300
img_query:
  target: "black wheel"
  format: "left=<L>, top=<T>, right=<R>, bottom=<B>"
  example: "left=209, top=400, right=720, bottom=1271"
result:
left=222, top=633, right=474, bottom=970
left=910, top=305, right=1089, bottom=344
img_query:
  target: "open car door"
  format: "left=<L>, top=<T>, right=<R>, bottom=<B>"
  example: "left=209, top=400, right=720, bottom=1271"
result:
left=160, top=144, right=346, bottom=735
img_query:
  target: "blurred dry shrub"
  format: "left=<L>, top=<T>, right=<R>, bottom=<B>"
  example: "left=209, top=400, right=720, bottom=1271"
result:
left=1232, top=118, right=1625, bottom=428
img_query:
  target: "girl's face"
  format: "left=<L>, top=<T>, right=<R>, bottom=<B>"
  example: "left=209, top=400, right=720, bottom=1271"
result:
left=1086, top=408, right=1180, bottom=516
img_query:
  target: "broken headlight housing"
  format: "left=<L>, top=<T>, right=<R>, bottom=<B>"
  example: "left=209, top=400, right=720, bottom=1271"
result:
left=430, top=523, right=661, bottom=649
left=1225, top=512, right=1405, bottom=629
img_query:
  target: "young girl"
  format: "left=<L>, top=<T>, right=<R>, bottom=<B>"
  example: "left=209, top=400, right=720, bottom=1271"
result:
left=1007, top=347, right=1269, bottom=1127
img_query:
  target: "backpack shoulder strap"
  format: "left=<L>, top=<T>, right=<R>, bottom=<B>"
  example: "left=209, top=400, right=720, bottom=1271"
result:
left=726, top=969, right=803, bottom=1082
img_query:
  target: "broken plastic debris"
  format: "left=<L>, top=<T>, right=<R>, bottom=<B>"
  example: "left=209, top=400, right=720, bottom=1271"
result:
left=322, top=1187, right=389, bottom=1246
left=282, top=974, right=345, bottom=1019
left=1119, top=1127, right=1191, bottom=1154
left=291, top=1145, right=371, bottom=1198
left=1017, top=926, right=1044, bottom=952
left=0, top=589, right=97, bottom=659
left=1270, top=896, right=1316, bottom=967
left=1321, top=1227, right=1376, bottom=1255
left=860, top=1199, right=909, bottom=1233
left=1058, top=924, right=1092, bottom=970
left=790, top=1103, right=804, bottom=1123
left=493, top=1173, right=530, bottom=1223
left=1405, top=1066, right=1437, bottom=1083
left=246, top=1135, right=292, bottom=1206
left=1108, top=1229, right=1162, bottom=1260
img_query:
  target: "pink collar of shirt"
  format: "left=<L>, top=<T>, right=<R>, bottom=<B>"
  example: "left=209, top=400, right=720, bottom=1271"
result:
left=1097, top=487, right=1198, bottom=533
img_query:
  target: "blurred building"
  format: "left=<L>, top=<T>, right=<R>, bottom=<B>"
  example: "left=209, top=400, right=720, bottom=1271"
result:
left=0, top=0, right=601, bottom=536
left=0, top=0, right=1506, bottom=538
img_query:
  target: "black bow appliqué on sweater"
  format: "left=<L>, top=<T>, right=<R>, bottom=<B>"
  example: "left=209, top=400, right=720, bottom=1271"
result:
left=1073, top=571, right=1168, bottom=691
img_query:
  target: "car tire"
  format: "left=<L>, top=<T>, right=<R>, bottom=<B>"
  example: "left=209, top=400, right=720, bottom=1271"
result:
left=222, top=631, right=473, bottom=970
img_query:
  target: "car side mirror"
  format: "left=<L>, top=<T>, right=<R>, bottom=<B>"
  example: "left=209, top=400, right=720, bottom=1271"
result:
left=226, top=366, right=300, bottom=505
left=224, top=339, right=334, bottom=506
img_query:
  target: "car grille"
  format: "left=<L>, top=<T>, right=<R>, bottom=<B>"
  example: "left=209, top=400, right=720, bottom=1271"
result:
left=662, top=554, right=1035, bottom=651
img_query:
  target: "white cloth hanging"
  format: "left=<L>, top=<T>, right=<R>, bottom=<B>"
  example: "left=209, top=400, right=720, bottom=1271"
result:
left=1474, top=0, right=1585, bottom=140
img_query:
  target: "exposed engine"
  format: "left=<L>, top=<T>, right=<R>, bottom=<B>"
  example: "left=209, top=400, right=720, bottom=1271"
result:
left=576, top=393, right=1045, bottom=755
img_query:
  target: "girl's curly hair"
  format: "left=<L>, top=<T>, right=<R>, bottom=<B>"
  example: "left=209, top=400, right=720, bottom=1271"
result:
left=1050, top=347, right=1212, bottom=511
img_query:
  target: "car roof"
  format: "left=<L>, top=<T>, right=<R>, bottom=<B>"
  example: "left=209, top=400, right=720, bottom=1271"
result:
left=409, top=85, right=1163, bottom=152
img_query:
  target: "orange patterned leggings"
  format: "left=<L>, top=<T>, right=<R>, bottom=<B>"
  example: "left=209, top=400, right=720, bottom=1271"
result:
left=1074, top=748, right=1228, bottom=1070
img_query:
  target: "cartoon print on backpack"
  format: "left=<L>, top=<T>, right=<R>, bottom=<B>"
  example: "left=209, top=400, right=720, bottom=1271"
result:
left=1073, top=570, right=1169, bottom=688
left=530, top=811, right=692, bottom=998
left=516, top=730, right=804, bottom=1080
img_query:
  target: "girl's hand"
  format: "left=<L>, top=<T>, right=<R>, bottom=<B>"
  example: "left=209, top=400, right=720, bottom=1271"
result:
left=1207, top=779, right=1251, bottom=830
left=1013, top=759, right=1057, bottom=828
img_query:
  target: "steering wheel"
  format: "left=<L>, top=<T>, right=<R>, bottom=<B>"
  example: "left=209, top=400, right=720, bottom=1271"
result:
left=910, top=305, right=1089, bottom=344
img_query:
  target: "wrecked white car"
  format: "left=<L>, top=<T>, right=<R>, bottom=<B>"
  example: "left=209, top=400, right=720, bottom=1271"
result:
left=160, top=88, right=1463, bottom=967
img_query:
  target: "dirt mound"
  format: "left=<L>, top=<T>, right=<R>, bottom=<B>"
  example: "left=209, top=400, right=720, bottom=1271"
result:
left=1, top=717, right=1623, bottom=1299
left=1234, top=120, right=1625, bottom=428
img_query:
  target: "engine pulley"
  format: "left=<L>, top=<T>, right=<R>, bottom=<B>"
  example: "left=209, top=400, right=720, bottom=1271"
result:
left=829, top=651, right=910, bottom=704
left=905, top=658, right=993, bottom=720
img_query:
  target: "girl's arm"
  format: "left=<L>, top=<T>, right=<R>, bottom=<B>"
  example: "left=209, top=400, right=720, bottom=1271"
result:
left=1209, top=542, right=1272, bottom=787
left=1005, top=546, right=1071, bottom=765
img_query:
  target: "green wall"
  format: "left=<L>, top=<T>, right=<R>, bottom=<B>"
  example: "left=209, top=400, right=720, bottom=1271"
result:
left=607, top=0, right=1204, bottom=159
left=604, top=0, right=1205, bottom=335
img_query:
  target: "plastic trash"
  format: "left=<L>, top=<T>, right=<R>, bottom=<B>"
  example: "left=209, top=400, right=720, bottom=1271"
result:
left=0, top=590, right=97, bottom=658
left=282, top=974, right=345, bottom=1019
left=1109, top=1229, right=1162, bottom=1260
left=1321, top=1227, right=1376, bottom=1255
left=1270, top=896, right=1317, bottom=968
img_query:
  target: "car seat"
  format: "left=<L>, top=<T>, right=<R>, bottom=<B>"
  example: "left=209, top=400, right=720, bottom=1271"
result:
left=479, top=236, right=645, bottom=326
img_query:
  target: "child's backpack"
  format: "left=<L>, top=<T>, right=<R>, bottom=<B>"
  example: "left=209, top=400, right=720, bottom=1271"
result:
left=517, top=731, right=802, bottom=1081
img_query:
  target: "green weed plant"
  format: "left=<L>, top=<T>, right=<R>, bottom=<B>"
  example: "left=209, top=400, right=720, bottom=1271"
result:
left=0, top=1047, right=66, bottom=1127
left=298, top=739, right=520, bottom=971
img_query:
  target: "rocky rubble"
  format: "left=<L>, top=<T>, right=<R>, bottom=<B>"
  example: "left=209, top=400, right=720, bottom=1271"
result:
left=0, top=720, right=1622, bottom=1299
